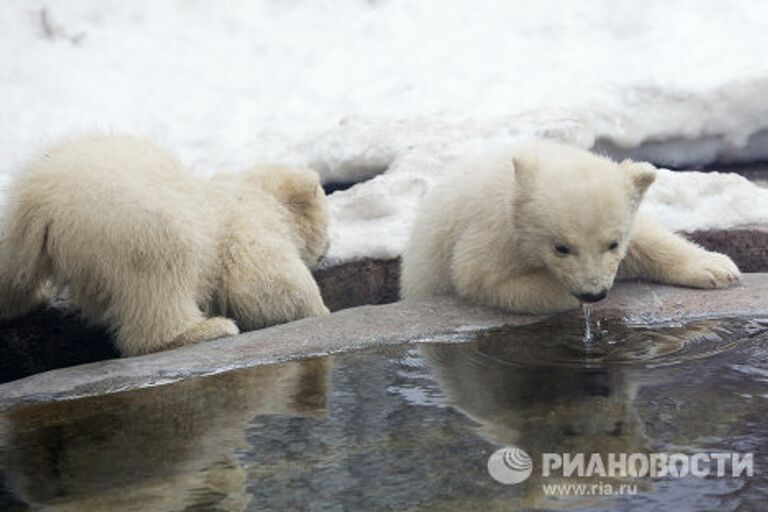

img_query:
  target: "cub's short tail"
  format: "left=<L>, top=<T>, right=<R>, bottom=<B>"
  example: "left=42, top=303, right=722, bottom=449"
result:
left=0, top=196, right=53, bottom=320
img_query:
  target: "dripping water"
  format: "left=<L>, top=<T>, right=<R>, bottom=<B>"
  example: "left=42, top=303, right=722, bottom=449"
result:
left=582, top=304, right=594, bottom=344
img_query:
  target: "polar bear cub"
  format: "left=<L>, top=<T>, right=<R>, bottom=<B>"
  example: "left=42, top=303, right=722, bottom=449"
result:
left=0, top=135, right=330, bottom=356
left=401, top=141, right=741, bottom=313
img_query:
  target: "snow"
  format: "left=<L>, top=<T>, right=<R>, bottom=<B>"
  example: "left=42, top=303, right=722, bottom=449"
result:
left=644, top=169, right=768, bottom=232
left=1, top=0, right=768, bottom=263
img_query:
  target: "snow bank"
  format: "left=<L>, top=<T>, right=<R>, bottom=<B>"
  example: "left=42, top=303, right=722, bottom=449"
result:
left=643, top=169, right=768, bottom=232
left=1, top=0, right=767, bottom=263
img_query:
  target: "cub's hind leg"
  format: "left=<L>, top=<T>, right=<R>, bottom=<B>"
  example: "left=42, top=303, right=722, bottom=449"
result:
left=107, top=281, right=238, bottom=356
left=0, top=183, right=59, bottom=320
left=0, top=260, right=53, bottom=320
left=170, top=317, right=239, bottom=349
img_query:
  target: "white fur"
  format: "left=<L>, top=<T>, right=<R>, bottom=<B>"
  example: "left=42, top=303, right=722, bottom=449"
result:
left=401, top=141, right=741, bottom=313
left=0, top=135, right=330, bottom=355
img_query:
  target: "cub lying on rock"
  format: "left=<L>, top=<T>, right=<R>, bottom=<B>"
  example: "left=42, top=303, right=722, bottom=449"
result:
left=0, top=135, right=330, bottom=356
left=401, top=141, right=741, bottom=313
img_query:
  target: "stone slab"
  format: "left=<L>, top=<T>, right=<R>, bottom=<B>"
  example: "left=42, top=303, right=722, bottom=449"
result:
left=1, top=274, right=767, bottom=410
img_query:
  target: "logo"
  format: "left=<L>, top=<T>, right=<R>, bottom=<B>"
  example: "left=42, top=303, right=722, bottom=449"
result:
left=486, top=446, right=754, bottom=492
left=487, top=446, right=534, bottom=484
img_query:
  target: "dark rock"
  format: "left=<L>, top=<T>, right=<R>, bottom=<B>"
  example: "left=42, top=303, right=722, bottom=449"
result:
left=313, top=258, right=400, bottom=311
left=685, top=225, right=768, bottom=273
left=0, top=301, right=116, bottom=384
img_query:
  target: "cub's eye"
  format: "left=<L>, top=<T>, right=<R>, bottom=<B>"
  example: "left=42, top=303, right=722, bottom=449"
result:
left=554, top=243, right=570, bottom=255
left=608, top=241, right=619, bottom=251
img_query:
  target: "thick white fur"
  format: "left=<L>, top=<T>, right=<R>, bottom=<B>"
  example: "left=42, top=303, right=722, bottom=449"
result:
left=401, top=141, right=741, bottom=313
left=0, top=135, right=330, bottom=356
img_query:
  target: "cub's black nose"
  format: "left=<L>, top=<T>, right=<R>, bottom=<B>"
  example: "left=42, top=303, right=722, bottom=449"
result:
left=578, top=290, right=607, bottom=303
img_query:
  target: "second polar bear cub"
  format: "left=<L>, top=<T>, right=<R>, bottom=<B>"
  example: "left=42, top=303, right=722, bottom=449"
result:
left=401, top=141, right=741, bottom=313
left=0, top=135, right=330, bottom=356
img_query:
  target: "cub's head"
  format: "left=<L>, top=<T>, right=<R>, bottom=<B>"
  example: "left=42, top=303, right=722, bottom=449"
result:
left=245, top=165, right=330, bottom=266
left=512, top=146, right=656, bottom=303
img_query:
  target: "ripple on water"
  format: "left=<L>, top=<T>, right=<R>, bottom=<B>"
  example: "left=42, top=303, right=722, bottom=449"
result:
left=466, top=316, right=768, bottom=369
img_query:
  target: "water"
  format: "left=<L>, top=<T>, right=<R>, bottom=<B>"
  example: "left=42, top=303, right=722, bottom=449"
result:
left=1, top=316, right=768, bottom=511
left=583, top=304, right=595, bottom=344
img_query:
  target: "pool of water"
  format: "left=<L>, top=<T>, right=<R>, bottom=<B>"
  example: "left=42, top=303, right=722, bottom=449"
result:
left=1, top=316, right=767, bottom=511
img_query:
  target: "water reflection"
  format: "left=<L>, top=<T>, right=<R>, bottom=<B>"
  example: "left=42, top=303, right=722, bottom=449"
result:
left=1, top=317, right=767, bottom=511
left=0, top=358, right=329, bottom=511
left=422, top=340, right=650, bottom=507
left=421, top=317, right=768, bottom=509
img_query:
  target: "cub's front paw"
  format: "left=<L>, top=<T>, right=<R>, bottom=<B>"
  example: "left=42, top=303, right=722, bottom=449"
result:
left=679, top=251, right=741, bottom=289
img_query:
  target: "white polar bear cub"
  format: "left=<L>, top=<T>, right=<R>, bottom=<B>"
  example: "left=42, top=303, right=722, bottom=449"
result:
left=0, top=135, right=330, bottom=356
left=401, top=141, right=741, bottom=313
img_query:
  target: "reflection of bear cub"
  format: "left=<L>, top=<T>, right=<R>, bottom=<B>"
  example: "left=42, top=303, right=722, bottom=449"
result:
left=0, top=135, right=330, bottom=355
left=402, top=141, right=741, bottom=312
left=1, top=357, right=330, bottom=511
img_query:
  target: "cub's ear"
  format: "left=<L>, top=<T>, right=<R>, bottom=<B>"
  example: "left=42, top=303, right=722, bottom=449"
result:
left=278, top=172, right=324, bottom=210
left=248, top=165, right=324, bottom=210
left=620, top=159, right=657, bottom=197
left=512, top=154, right=537, bottom=190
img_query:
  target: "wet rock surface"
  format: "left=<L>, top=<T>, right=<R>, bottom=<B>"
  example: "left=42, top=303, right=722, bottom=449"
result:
left=1, top=274, right=768, bottom=410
